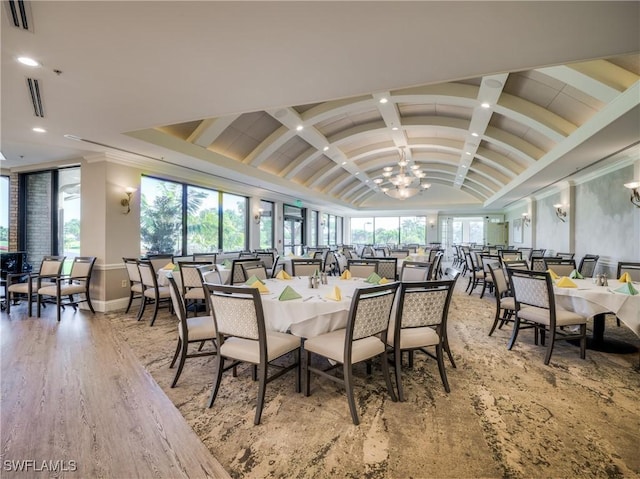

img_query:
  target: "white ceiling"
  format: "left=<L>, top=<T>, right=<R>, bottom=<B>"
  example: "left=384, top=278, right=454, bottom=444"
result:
left=2, top=1, right=639, bottom=215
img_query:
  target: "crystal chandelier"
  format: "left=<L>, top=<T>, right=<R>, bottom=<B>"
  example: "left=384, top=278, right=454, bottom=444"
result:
left=373, top=148, right=431, bottom=200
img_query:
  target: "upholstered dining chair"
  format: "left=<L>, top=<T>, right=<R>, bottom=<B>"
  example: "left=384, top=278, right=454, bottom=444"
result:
left=206, top=283, right=301, bottom=425
left=36, top=256, right=96, bottom=322
left=479, top=254, right=501, bottom=298
left=242, top=263, right=269, bottom=281
left=167, top=276, right=217, bottom=388
left=137, top=260, right=171, bottom=326
left=372, top=257, right=397, bottom=281
left=6, top=255, right=65, bottom=316
left=616, top=261, right=640, bottom=281
left=147, top=253, right=174, bottom=273
left=487, top=263, right=516, bottom=336
left=230, top=258, right=263, bottom=285
left=543, top=258, right=577, bottom=276
left=179, top=261, right=216, bottom=316
left=400, top=261, right=431, bottom=282
left=503, top=259, right=529, bottom=270
left=500, top=250, right=523, bottom=262
left=556, top=252, right=575, bottom=260
left=464, top=251, right=484, bottom=295
left=505, top=268, right=587, bottom=365
left=123, top=257, right=143, bottom=314
left=577, top=254, right=599, bottom=278
left=530, top=256, right=548, bottom=272
left=291, top=258, right=323, bottom=277
left=256, top=251, right=276, bottom=275
left=192, top=252, right=217, bottom=264
left=303, top=282, right=399, bottom=425
left=388, top=280, right=455, bottom=401
left=346, top=259, right=378, bottom=279
left=430, top=251, right=444, bottom=280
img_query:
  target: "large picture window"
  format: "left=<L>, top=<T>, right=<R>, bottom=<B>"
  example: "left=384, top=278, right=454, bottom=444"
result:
left=259, top=200, right=274, bottom=249
left=350, top=216, right=426, bottom=245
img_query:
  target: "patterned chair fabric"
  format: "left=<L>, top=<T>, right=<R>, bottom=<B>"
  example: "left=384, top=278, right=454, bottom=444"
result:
left=6, top=256, right=65, bottom=316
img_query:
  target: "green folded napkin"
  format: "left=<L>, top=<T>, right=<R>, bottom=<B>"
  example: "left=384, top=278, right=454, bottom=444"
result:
left=245, top=275, right=264, bottom=285
left=278, top=285, right=302, bottom=301
left=222, top=259, right=231, bottom=267
left=614, top=282, right=639, bottom=295
left=365, top=272, right=382, bottom=284
left=569, top=269, right=584, bottom=279
left=173, top=265, right=180, bottom=272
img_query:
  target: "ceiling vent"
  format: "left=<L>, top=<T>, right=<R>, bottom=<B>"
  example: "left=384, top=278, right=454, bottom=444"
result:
left=5, top=0, right=33, bottom=31
left=26, top=78, right=44, bottom=117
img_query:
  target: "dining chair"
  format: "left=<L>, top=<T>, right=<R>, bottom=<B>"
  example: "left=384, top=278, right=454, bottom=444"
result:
left=530, top=256, right=548, bottom=272
left=372, top=257, right=397, bottom=281
left=147, top=253, right=174, bottom=273
left=388, top=280, right=455, bottom=400
left=322, top=250, right=339, bottom=275
left=303, top=282, right=399, bottom=425
left=500, top=250, right=523, bottom=262
left=346, top=259, right=378, bottom=279
left=577, top=254, right=599, bottom=278
left=123, top=257, right=143, bottom=314
left=256, top=251, right=276, bottom=275
left=230, top=258, right=263, bottom=284
left=502, top=259, right=529, bottom=270
left=6, top=255, right=65, bottom=316
left=487, top=263, right=516, bottom=336
left=167, top=276, right=217, bottom=388
left=616, top=262, right=640, bottom=281
left=206, top=283, right=301, bottom=425
left=35, top=256, right=97, bottom=322
left=443, top=267, right=461, bottom=282
left=556, top=252, right=575, bottom=260
left=430, top=252, right=444, bottom=280
left=400, top=261, right=431, bottom=282
left=479, top=254, right=501, bottom=298
left=179, top=261, right=216, bottom=315
left=291, top=259, right=323, bottom=276
left=464, top=251, right=484, bottom=295
left=389, top=249, right=410, bottom=259
left=192, top=252, right=217, bottom=264
left=137, top=260, right=171, bottom=326
left=505, top=268, right=587, bottom=365
left=543, top=258, right=577, bottom=276
left=530, top=249, right=546, bottom=260
left=242, top=263, right=269, bottom=281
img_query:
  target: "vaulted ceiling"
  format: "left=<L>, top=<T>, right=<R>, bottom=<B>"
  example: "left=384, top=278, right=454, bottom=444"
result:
left=2, top=1, right=639, bottom=214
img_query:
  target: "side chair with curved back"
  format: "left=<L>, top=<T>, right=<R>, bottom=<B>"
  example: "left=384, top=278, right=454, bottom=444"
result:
left=230, top=258, right=263, bottom=285
left=36, top=256, right=97, bottom=322
left=487, top=263, right=516, bottom=336
left=543, top=258, right=577, bottom=277
left=577, top=254, right=599, bottom=278
left=400, top=261, right=431, bottom=282
left=346, top=259, right=379, bottom=279
left=123, top=257, right=143, bottom=314
left=6, top=255, right=65, bottom=316
left=137, top=260, right=171, bottom=326
left=179, top=261, right=216, bottom=316
left=291, top=259, right=323, bottom=277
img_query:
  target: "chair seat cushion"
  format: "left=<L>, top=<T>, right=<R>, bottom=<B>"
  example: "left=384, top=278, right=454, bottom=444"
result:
left=499, top=296, right=516, bottom=311
left=180, top=315, right=216, bottom=341
left=8, top=281, right=37, bottom=293
left=387, top=326, right=439, bottom=349
left=143, top=287, right=171, bottom=299
left=131, top=283, right=143, bottom=293
left=220, top=332, right=300, bottom=364
left=518, top=306, right=587, bottom=326
left=304, top=329, right=385, bottom=364
left=184, top=288, right=205, bottom=299
left=38, top=284, right=87, bottom=296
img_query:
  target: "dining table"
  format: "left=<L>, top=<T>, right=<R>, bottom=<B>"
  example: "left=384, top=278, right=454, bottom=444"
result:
left=553, top=278, right=640, bottom=348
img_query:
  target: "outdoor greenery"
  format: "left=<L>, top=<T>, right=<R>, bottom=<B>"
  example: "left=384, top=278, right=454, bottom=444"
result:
left=351, top=217, right=427, bottom=245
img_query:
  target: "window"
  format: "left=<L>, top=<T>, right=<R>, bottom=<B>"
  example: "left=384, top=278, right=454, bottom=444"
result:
left=351, top=217, right=374, bottom=245
left=140, top=177, right=183, bottom=255
left=187, top=185, right=219, bottom=253
left=59, top=168, right=81, bottom=263
left=373, top=217, right=399, bottom=245
left=259, top=200, right=274, bottom=249
left=450, top=217, right=485, bottom=245
left=309, top=210, right=318, bottom=247
left=400, top=216, right=426, bottom=244
left=1, top=176, right=9, bottom=252
left=222, top=192, right=247, bottom=251
left=283, top=204, right=304, bottom=255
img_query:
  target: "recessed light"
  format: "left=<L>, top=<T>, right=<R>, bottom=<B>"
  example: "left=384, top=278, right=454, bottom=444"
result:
left=481, top=102, right=490, bottom=109
left=18, top=57, right=39, bottom=67
left=323, top=146, right=329, bottom=151
left=296, top=125, right=303, bottom=131
left=373, top=178, right=383, bottom=184
left=471, top=132, right=479, bottom=137
left=32, top=127, right=46, bottom=133
left=462, top=165, right=467, bottom=168
left=391, top=127, right=399, bottom=131
left=379, top=98, right=388, bottom=104
left=355, top=172, right=359, bottom=175
left=465, top=152, right=471, bottom=155
left=341, top=161, right=347, bottom=165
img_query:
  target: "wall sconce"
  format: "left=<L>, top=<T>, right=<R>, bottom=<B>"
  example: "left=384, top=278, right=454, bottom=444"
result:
left=429, top=220, right=435, bottom=229
left=521, top=213, right=531, bottom=226
left=553, top=204, right=567, bottom=222
left=120, top=187, right=136, bottom=214
left=624, top=181, right=640, bottom=208
left=254, top=208, right=263, bottom=224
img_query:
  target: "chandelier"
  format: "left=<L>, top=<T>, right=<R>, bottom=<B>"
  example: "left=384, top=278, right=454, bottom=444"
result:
left=373, top=148, right=431, bottom=200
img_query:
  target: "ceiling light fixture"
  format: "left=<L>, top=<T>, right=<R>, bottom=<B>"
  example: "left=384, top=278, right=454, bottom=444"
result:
left=481, top=102, right=491, bottom=108
left=32, top=127, right=46, bottom=133
left=296, top=125, right=303, bottom=131
left=323, top=146, right=329, bottom=151
left=18, top=56, right=39, bottom=67
left=375, top=147, right=429, bottom=200
left=471, top=132, right=479, bottom=137
left=379, top=98, right=388, bottom=104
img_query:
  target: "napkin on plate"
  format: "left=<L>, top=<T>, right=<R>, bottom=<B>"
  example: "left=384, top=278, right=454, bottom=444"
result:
left=163, top=262, right=175, bottom=270
left=378, top=277, right=390, bottom=284
left=614, top=282, right=638, bottom=295
left=245, top=275, right=264, bottom=286
left=325, top=286, right=342, bottom=301
left=547, top=268, right=559, bottom=280
left=618, top=272, right=633, bottom=283
left=249, top=280, right=269, bottom=294
left=275, top=270, right=292, bottom=280
left=278, top=285, right=302, bottom=301
left=556, top=277, right=577, bottom=288
left=340, top=269, right=352, bottom=280
left=365, top=272, right=382, bottom=284
left=569, top=269, right=584, bottom=279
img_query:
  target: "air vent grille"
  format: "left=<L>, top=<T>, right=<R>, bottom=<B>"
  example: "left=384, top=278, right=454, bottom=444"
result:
left=6, top=0, right=32, bottom=31
left=27, top=78, right=44, bottom=117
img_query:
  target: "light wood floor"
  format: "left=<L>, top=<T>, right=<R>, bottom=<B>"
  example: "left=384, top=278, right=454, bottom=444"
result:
left=0, top=304, right=230, bottom=479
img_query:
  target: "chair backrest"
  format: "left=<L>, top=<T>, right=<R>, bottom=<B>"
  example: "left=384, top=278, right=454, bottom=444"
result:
left=147, top=254, right=174, bottom=273
left=503, top=259, right=529, bottom=270
left=400, top=261, right=431, bottom=282
left=428, top=249, right=442, bottom=262
left=578, top=254, right=599, bottom=277
left=68, top=256, right=96, bottom=284
left=138, top=260, right=161, bottom=289
left=389, top=249, right=410, bottom=259
left=506, top=268, right=555, bottom=318
left=256, top=252, right=275, bottom=269
left=443, top=267, right=461, bottom=281
left=617, top=262, right=640, bottom=281
left=374, top=257, right=397, bottom=281
left=430, top=252, right=444, bottom=280
left=179, top=261, right=212, bottom=293
left=347, top=283, right=399, bottom=343
left=242, top=263, right=268, bottom=281
left=40, top=256, right=66, bottom=276
left=323, top=250, right=338, bottom=274
left=291, top=259, right=323, bottom=277
left=394, top=280, right=455, bottom=341
left=556, top=252, right=575, bottom=260
left=543, top=258, right=577, bottom=276
left=361, top=246, right=374, bottom=257
left=230, top=258, right=262, bottom=284
left=347, top=259, right=378, bottom=278
left=464, top=251, right=478, bottom=272
left=530, top=249, right=546, bottom=259
left=480, top=254, right=502, bottom=275
left=373, top=247, right=387, bottom=257
left=124, top=257, right=141, bottom=283
left=500, top=250, right=523, bottom=261
left=207, top=284, right=264, bottom=343
left=530, top=256, right=548, bottom=271
left=488, top=263, right=509, bottom=297
left=193, top=252, right=217, bottom=264
left=168, top=275, right=189, bottom=333
left=517, top=248, right=532, bottom=260
left=172, top=255, right=193, bottom=264
left=238, top=251, right=256, bottom=258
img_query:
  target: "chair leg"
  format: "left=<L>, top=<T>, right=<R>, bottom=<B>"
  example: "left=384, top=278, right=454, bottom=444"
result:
left=57, top=294, right=62, bottom=322
left=136, top=297, right=147, bottom=321
left=443, top=334, right=456, bottom=368
left=343, top=362, right=359, bottom=426
left=170, top=338, right=182, bottom=368
left=579, top=324, right=587, bottom=360
left=304, top=349, right=312, bottom=396
left=544, top=329, right=556, bottom=365
left=294, top=349, right=301, bottom=394
left=380, top=352, right=397, bottom=402
left=125, top=290, right=134, bottom=314
left=488, top=308, right=501, bottom=336
left=85, top=292, right=95, bottom=314
left=394, top=347, right=405, bottom=402
left=435, top=344, right=450, bottom=393
left=254, top=363, right=268, bottom=425
left=208, top=354, right=225, bottom=408
left=480, top=281, right=487, bottom=299
left=171, top=338, right=189, bottom=388
left=507, top=316, right=521, bottom=350
left=149, top=299, right=160, bottom=326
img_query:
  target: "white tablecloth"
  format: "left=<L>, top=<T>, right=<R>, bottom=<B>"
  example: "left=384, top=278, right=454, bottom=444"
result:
left=553, top=279, right=640, bottom=337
